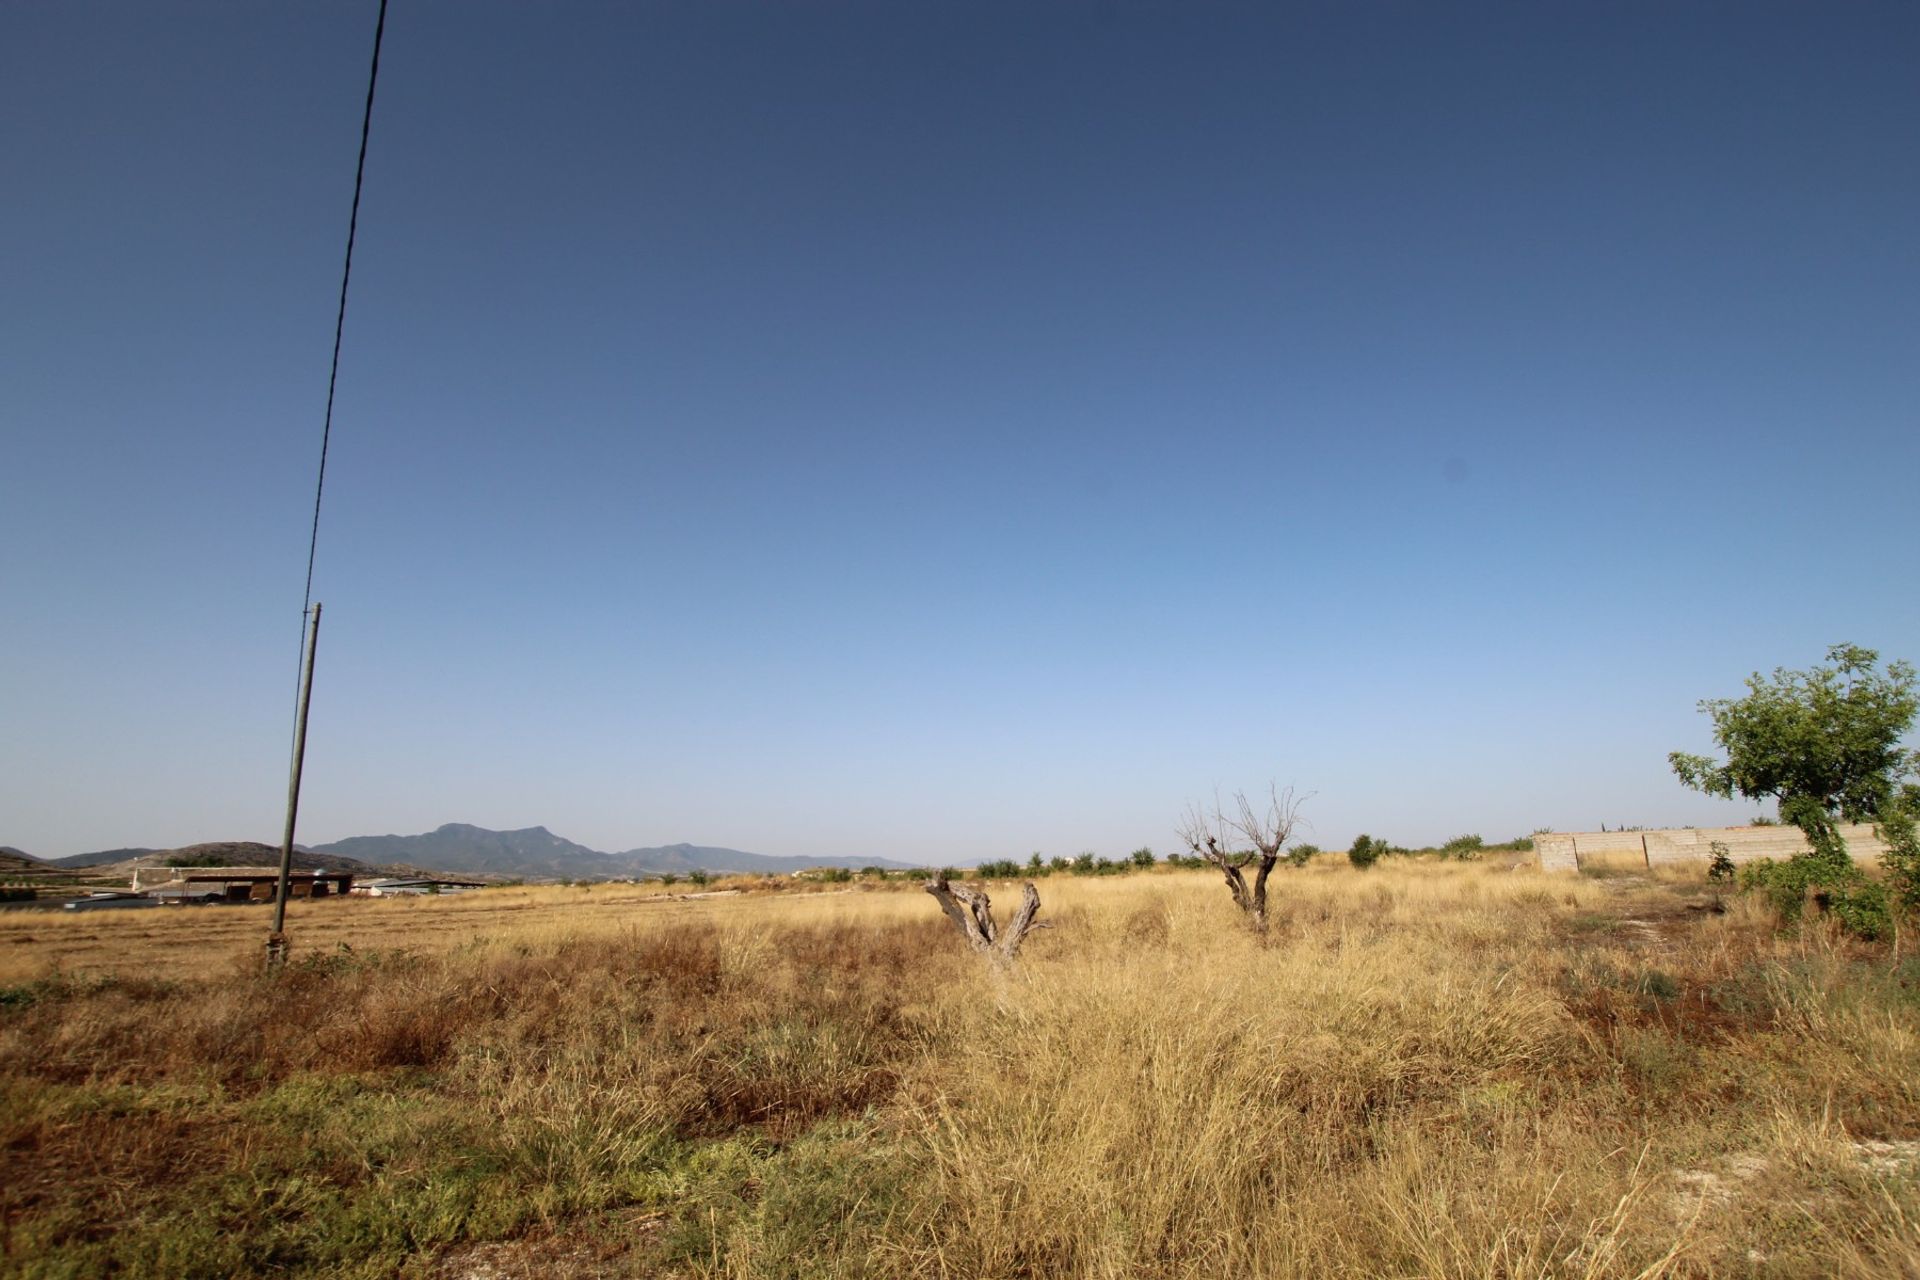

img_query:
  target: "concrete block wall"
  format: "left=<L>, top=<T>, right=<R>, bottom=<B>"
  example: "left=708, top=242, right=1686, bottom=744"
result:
left=1537, top=824, right=1890, bottom=873
left=1535, top=832, right=1579, bottom=872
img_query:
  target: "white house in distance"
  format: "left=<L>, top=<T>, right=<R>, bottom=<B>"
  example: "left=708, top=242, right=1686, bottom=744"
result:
left=351, top=877, right=488, bottom=897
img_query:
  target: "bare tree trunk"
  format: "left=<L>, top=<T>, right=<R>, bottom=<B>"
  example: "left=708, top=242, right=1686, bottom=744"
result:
left=1218, top=863, right=1249, bottom=914
left=1250, top=854, right=1277, bottom=932
left=1182, top=787, right=1304, bottom=935
left=999, top=881, right=1042, bottom=949
left=926, top=875, right=1045, bottom=962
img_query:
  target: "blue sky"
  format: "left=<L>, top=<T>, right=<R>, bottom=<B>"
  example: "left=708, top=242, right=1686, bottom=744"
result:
left=4, top=2, right=1916, bottom=860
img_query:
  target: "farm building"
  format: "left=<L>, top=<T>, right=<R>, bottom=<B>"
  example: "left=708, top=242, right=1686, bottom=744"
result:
left=142, top=883, right=229, bottom=905
left=178, top=869, right=355, bottom=902
left=351, top=877, right=487, bottom=897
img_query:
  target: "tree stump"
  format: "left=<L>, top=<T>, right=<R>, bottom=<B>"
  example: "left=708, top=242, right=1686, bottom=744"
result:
left=925, top=875, right=1045, bottom=962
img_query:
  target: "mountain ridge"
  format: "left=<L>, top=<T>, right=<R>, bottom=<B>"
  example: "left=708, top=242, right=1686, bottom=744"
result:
left=45, top=847, right=159, bottom=869
left=14, top=824, right=924, bottom=880
left=309, top=824, right=920, bottom=878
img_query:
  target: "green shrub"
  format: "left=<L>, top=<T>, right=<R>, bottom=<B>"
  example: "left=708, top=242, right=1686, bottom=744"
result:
left=1879, top=803, right=1920, bottom=913
left=1129, top=847, right=1156, bottom=868
left=1738, top=852, right=1890, bottom=939
left=164, top=852, right=231, bottom=868
left=1439, top=834, right=1484, bottom=860
left=1348, top=835, right=1382, bottom=870
left=973, top=860, right=1023, bottom=880
left=1634, top=969, right=1681, bottom=1001
left=1706, top=841, right=1736, bottom=883
left=1286, top=843, right=1319, bottom=868
left=1831, top=880, right=1893, bottom=941
left=1738, top=858, right=1814, bottom=923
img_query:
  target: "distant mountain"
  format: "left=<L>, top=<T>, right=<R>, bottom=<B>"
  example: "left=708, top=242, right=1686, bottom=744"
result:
left=308, top=823, right=918, bottom=879
left=612, top=842, right=918, bottom=876
left=48, top=847, right=158, bottom=869
left=1, top=847, right=46, bottom=873
left=142, top=841, right=376, bottom=874
left=310, top=824, right=616, bottom=879
left=24, top=825, right=919, bottom=883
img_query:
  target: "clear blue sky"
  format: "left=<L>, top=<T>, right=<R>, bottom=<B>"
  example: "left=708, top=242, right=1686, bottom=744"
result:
left=4, top=2, right=1916, bottom=860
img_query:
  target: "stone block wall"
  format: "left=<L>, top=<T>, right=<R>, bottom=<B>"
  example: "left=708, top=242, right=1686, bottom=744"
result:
left=1536, top=824, right=1889, bottom=873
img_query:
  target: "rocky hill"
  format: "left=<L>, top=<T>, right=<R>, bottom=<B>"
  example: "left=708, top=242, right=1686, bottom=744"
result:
left=139, top=842, right=375, bottom=873
left=309, top=825, right=613, bottom=879
left=45, top=847, right=158, bottom=869
left=18, top=825, right=919, bottom=883
left=0, top=847, right=47, bottom=873
left=306, top=824, right=918, bottom=879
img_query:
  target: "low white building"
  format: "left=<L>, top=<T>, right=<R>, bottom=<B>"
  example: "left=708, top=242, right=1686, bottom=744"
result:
left=352, top=877, right=486, bottom=897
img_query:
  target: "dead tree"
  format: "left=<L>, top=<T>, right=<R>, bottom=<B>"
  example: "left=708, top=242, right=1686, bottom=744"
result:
left=925, top=874, right=1046, bottom=963
left=1177, top=786, right=1306, bottom=932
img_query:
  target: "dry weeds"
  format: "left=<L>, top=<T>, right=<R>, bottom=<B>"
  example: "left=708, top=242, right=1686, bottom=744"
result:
left=3, top=863, right=1918, bottom=1278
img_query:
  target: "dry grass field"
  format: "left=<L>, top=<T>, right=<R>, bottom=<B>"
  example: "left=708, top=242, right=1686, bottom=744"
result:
left=0, top=878, right=853, bottom=985
left=5, top=861, right=1920, bottom=1278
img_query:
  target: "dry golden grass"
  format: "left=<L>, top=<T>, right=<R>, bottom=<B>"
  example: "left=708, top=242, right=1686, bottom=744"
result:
left=5, top=861, right=1920, bottom=1278
left=0, top=876, right=896, bottom=983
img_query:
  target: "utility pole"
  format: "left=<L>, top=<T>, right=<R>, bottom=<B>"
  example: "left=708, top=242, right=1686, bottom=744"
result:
left=267, top=602, right=322, bottom=968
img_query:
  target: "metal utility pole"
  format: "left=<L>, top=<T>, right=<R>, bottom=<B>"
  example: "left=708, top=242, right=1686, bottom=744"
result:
left=267, top=601, right=322, bottom=968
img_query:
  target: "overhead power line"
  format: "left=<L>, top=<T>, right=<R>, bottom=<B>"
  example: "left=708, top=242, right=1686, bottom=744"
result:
left=301, top=0, right=389, bottom=621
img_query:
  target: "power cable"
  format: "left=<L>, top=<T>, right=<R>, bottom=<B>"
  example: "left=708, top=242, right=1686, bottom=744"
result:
left=297, top=0, right=388, bottom=644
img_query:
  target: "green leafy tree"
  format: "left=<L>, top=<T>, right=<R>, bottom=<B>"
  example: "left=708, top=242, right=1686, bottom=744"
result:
left=1670, top=643, right=1917, bottom=823
left=1674, top=644, right=1917, bottom=940
left=1129, top=846, right=1156, bottom=869
left=1348, top=834, right=1382, bottom=870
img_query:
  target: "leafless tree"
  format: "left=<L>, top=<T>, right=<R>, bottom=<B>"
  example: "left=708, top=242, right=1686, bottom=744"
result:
left=925, top=873, right=1046, bottom=963
left=1177, top=786, right=1307, bottom=932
